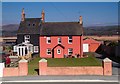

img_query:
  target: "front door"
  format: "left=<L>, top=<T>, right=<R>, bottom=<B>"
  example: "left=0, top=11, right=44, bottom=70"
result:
left=53, top=45, right=64, bottom=58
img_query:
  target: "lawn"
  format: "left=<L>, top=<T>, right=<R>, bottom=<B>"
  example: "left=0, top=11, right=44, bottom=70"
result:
left=28, top=53, right=102, bottom=75
left=47, top=56, right=102, bottom=67
left=28, top=56, right=41, bottom=75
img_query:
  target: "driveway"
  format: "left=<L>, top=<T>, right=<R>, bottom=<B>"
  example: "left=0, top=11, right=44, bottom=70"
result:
left=94, top=53, right=120, bottom=76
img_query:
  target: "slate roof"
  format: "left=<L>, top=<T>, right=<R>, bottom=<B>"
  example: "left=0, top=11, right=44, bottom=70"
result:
left=40, top=22, right=83, bottom=36
left=17, top=18, right=41, bottom=34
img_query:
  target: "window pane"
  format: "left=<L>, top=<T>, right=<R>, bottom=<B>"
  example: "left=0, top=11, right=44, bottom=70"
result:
left=58, top=37, right=61, bottom=44
left=69, top=36, right=72, bottom=39
left=47, top=48, right=51, bottom=55
left=57, top=49, right=61, bottom=54
left=47, top=37, right=51, bottom=43
left=68, top=48, right=73, bottom=55
left=68, top=36, right=72, bottom=43
left=34, top=46, right=39, bottom=53
left=24, top=35, right=30, bottom=43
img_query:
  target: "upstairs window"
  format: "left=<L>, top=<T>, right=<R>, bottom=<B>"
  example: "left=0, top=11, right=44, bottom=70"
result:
left=58, top=37, right=61, bottom=44
left=47, top=48, right=51, bottom=55
left=28, top=24, right=30, bottom=26
left=13, top=46, right=17, bottom=52
left=33, top=24, right=35, bottom=26
left=68, top=36, right=72, bottom=44
left=24, top=35, right=30, bottom=43
left=68, top=48, right=73, bottom=55
left=46, top=36, right=51, bottom=44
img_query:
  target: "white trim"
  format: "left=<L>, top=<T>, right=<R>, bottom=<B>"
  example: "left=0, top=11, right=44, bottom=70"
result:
left=34, top=46, right=39, bottom=53
left=24, top=35, right=30, bottom=43
left=13, top=46, right=17, bottom=52
left=46, top=37, right=51, bottom=44
left=58, top=37, right=61, bottom=44
left=46, top=48, right=51, bottom=55
left=0, top=63, right=5, bottom=77
left=68, top=36, right=72, bottom=44
left=68, top=48, right=73, bottom=55
left=57, top=49, right=61, bottom=54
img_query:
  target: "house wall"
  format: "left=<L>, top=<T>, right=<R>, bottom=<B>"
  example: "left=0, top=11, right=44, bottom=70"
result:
left=17, top=34, right=40, bottom=54
left=83, top=39, right=101, bottom=52
left=40, top=36, right=82, bottom=58
left=17, top=34, right=39, bottom=46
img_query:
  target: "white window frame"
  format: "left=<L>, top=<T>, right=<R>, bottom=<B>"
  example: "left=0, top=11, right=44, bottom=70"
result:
left=58, top=37, right=61, bottom=44
left=24, top=35, right=30, bottom=43
left=68, top=36, right=72, bottom=44
left=13, top=46, right=17, bottom=52
left=34, top=46, right=39, bottom=53
left=68, top=48, right=73, bottom=55
left=47, top=48, right=51, bottom=55
left=57, top=49, right=61, bottom=54
left=46, top=36, right=51, bottom=44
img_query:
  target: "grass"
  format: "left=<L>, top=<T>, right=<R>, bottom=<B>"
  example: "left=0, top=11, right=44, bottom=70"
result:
left=28, top=56, right=41, bottom=75
left=28, top=53, right=102, bottom=75
left=47, top=56, right=102, bottom=67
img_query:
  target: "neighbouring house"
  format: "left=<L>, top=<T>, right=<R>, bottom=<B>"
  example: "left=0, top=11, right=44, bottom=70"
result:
left=83, top=38, right=102, bottom=52
left=39, top=16, right=83, bottom=58
left=14, top=8, right=45, bottom=55
left=13, top=42, right=33, bottom=56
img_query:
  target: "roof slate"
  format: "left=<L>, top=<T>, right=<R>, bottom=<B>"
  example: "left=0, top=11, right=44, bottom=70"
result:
left=40, top=22, right=83, bottom=36
left=17, top=18, right=83, bottom=36
left=17, top=18, right=41, bottom=34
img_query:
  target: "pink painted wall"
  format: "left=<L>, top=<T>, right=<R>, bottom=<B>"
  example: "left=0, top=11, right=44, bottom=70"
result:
left=40, top=36, right=82, bottom=58
left=3, top=60, right=28, bottom=77
left=103, top=61, right=112, bottom=76
left=46, top=67, right=103, bottom=75
left=3, top=68, right=19, bottom=77
left=39, top=60, right=47, bottom=75
left=19, top=61, right=28, bottom=76
left=39, top=58, right=112, bottom=76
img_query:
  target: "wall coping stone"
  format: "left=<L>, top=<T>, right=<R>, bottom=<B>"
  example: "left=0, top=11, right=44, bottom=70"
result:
left=39, top=59, right=47, bottom=62
left=103, top=58, right=112, bottom=62
left=19, top=59, right=28, bottom=63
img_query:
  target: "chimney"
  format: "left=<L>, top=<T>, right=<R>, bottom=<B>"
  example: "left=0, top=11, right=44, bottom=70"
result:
left=41, top=9, right=45, bottom=23
left=21, top=8, right=25, bottom=22
left=79, top=16, right=83, bottom=25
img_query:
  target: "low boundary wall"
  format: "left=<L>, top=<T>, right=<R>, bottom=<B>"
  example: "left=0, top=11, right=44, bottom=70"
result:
left=3, top=59, right=28, bottom=77
left=39, top=58, right=112, bottom=76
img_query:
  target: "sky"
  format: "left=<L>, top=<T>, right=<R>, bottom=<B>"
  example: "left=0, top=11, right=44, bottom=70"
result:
left=2, top=2, right=118, bottom=27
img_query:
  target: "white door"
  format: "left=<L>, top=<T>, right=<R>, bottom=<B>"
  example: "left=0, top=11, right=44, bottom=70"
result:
left=83, top=44, right=89, bottom=52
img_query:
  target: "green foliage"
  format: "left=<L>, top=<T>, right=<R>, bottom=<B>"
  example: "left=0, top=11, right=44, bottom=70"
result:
left=28, top=56, right=41, bottom=75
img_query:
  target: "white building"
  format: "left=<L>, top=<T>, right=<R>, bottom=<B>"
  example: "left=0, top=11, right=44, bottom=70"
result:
left=13, top=42, right=33, bottom=56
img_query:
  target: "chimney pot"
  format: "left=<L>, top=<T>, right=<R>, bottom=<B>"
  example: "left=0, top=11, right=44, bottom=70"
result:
left=79, top=16, right=83, bottom=25
left=21, top=8, right=25, bottom=22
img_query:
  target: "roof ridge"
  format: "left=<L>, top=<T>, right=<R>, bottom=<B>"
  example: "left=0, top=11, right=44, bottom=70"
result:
left=44, top=22, right=79, bottom=23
